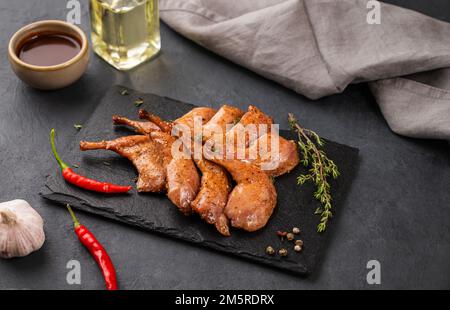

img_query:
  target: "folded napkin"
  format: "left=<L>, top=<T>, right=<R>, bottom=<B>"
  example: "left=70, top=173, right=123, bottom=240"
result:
left=160, top=0, right=450, bottom=140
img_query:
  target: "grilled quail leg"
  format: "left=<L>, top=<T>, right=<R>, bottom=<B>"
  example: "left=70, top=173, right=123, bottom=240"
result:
left=225, top=105, right=273, bottom=149
left=175, top=107, right=217, bottom=132
left=112, top=115, right=161, bottom=135
left=202, top=105, right=245, bottom=143
left=140, top=109, right=231, bottom=233
left=137, top=111, right=173, bottom=133
left=191, top=158, right=231, bottom=236
left=246, top=132, right=300, bottom=177
left=79, top=136, right=166, bottom=193
left=112, top=113, right=200, bottom=214
left=177, top=109, right=233, bottom=236
left=208, top=105, right=299, bottom=177
left=207, top=155, right=277, bottom=232
left=149, top=130, right=200, bottom=215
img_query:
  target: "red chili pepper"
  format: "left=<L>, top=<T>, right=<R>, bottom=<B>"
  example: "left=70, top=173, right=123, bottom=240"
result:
left=66, top=204, right=118, bottom=290
left=50, top=129, right=132, bottom=194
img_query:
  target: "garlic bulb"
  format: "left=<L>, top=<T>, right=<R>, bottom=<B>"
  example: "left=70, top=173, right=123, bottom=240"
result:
left=0, top=199, right=45, bottom=259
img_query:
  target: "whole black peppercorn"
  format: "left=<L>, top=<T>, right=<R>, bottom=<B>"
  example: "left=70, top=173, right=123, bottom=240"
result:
left=265, top=246, right=275, bottom=255
left=279, top=248, right=288, bottom=257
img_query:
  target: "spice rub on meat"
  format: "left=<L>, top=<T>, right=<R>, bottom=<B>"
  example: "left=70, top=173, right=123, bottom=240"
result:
left=138, top=109, right=233, bottom=236
left=81, top=118, right=200, bottom=215
left=78, top=104, right=299, bottom=235
left=79, top=135, right=166, bottom=193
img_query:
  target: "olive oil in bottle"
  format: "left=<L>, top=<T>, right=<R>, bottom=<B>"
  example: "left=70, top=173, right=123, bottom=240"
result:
left=90, top=0, right=160, bottom=70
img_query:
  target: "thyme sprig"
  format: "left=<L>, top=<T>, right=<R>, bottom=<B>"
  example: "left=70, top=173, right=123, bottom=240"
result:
left=288, top=113, right=339, bottom=233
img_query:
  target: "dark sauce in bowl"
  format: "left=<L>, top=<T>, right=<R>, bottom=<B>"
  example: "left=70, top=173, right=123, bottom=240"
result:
left=18, top=33, right=81, bottom=67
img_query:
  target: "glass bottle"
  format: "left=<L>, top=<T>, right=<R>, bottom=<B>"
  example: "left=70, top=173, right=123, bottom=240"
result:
left=90, top=0, right=160, bottom=70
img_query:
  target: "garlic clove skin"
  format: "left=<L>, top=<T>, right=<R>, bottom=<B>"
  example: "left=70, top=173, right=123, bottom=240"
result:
left=0, top=199, right=45, bottom=259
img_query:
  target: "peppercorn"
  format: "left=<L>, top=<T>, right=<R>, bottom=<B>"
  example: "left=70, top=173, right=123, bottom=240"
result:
left=286, top=233, right=295, bottom=241
left=292, top=227, right=300, bottom=234
left=294, top=245, right=302, bottom=252
left=279, top=248, right=288, bottom=257
left=266, top=246, right=275, bottom=255
left=295, top=239, right=304, bottom=247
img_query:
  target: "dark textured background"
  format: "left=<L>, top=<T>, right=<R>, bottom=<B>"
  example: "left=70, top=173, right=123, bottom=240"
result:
left=0, top=0, right=449, bottom=289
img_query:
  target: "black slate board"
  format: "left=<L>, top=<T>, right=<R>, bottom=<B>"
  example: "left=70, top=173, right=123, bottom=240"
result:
left=41, top=86, right=359, bottom=276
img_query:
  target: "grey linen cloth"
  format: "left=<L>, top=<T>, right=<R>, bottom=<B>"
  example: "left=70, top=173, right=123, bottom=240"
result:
left=159, top=0, right=450, bottom=140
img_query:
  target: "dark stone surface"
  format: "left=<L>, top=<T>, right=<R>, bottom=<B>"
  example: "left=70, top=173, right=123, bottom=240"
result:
left=41, top=86, right=359, bottom=277
left=0, top=0, right=448, bottom=289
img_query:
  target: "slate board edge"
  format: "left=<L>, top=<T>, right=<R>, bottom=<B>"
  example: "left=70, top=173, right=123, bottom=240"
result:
left=40, top=188, right=310, bottom=276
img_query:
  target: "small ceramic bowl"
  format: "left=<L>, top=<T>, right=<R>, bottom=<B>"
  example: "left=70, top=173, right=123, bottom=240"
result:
left=8, top=20, right=89, bottom=90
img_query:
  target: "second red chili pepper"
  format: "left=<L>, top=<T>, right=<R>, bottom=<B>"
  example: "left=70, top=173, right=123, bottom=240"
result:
left=66, top=204, right=118, bottom=290
left=50, top=129, right=132, bottom=194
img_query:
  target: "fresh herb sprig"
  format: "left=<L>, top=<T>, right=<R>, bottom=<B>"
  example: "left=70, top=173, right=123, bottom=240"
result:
left=288, top=113, right=339, bottom=233
left=134, top=98, right=144, bottom=107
